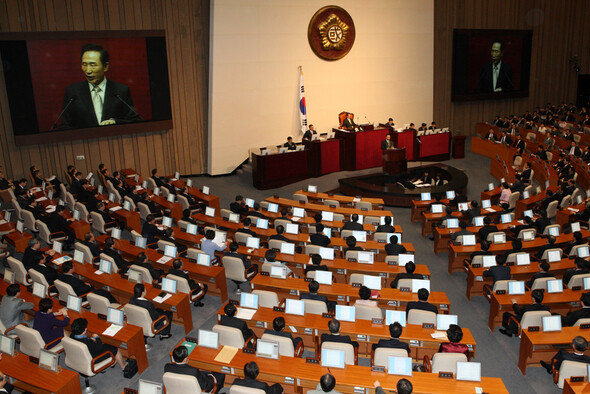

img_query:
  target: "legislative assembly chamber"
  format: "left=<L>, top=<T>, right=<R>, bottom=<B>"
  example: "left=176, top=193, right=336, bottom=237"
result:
left=1, top=1, right=590, bottom=393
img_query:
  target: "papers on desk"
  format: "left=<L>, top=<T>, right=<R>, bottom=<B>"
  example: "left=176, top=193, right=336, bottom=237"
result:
left=94, top=270, right=104, bottom=275
left=135, top=186, right=144, bottom=191
left=53, top=256, right=72, bottom=265
left=102, top=324, right=123, bottom=337
left=235, top=307, right=257, bottom=320
left=35, top=196, right=48, bottom=202
left=157, top=256, right=173, bottom=264
left=475, top=388, right=483, bottom=394
left=47, top=175, right=56, bottom=181
left=153, top=293, right=172, bottom=303
left=431, top=331, right=448, bottom=340
left=484, top=208, right=496, bottom=213
left=568, top=207, right=579, bottom=212
left=214, top=346, right=238, bottom=364
left=353, top=198, right=361, bottom=203
left=109, top=206, right=123, bottom=212
left=291, top=217, right=300, bottom=222
left=45, top=205, right=56, bottom=213
left=156, top=225, right=165, bottom=230
left=289, top=325, right=298, bottom=333
left=30, top=187, right=42, bottom=193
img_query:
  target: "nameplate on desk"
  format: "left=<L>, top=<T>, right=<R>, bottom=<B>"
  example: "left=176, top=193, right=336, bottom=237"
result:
left=528, top=326, right=540, bottom=332
left=304, top=328, right=314, bottom=335
left=124, top=389, right=138, bottom=394
left=360, top=208, right=368, bottom=212
left=305, top=358, right=319, bottom=364
left=188, top=258, right=196, bottom=263
left=272, top=248, right=280, bottom=252
left=209, top=278, right=215, bottom=283
left=475, top=276, right=484, bottom=282
left=439, top=304, right=449, bottom=310
left=371, top=365, right=385, bottom=373
left=229, top=299, right=239, bottom=305
left=256, top=321, right=265, bottom=328
left=506, top=262, right=514, bottom=266
left=471, top=263, right=481, bottom=268
left=388, top=261, right=397, bottom=265
left=372, top=318, right=384, bottom=325
left=409, top=339, right=420, bottom=347
left=357, top=334, right=367, bottom=341
left=296, top=264, right=303, bottom=268
left=58, top=300, right=67, bottom=306
left=378, top=240, right=386, bottom=243
left=273, top=194, right=279, bottom=199
left=284, top=377, right=295, bottom=385
left=348, top=258, right=357, bottom=262
left=273, top=306, right=285, bottom=312
left=337, top=296, right=346, bottom=302
left=438, top=372, right=454, bottom=379
left=322, top=313, right=334, bottom=318
left=242, top=348, right=255, bottom=354
left=572, top=286, right=582, bottom=291
left=337, top=269, right=346, bottom=274
left=221, top=366, right=232, bottom=374
left=387, top=301, right=398, bottom=307
left=400, top=287, right=411, bottom=292
left=496, top=290, right=506, bottom=295
left=571, top=302, right=580, bottom=307
left=289, top=290, right=298, bottom=296
left=185, top=336, right=198, bottom=343
left=153, top=283, right=161, bottom=290
left=570, top=376, right=585, bottom=382
left=97, top=313, right=107, bottom=320
left=304, top=278, right=313, bottom=282
left=260, top=272, right=270, bottom=276
left=422, top=323, right=435, bottom=329
left=353, top=387, right=366, bottom=394
left=580, top=323, right=590, bottom=329
left=238, top=242, right=246, bottom=246
left=329, top=205, right=336, bottom=208
left=157, top=250, right=164, bottom=254
left=467, top=344, right=473, bottom=350
left=29, top=356, right=39, bottom=364
left=299, top=200, right=306, bottom=204
left=379, top=273, right=387, bottom=278
left=351, top=282, right=361, bottom=287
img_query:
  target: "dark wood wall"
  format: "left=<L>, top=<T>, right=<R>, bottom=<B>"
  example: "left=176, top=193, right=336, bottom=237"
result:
left=0, top=0, right=209, bottom=181
left=434, top=0, right=590, bottom=135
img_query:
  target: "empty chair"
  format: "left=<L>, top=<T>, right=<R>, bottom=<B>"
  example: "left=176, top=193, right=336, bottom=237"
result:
left=530, top=276, right=557, bottom=291
left=28, top=272, right=55, bottom=297
left=555, top=360, right=589, bottom=389
left=75, top=202, right=91, bottom=222
left=86, top=292, right=121, bottom=316
left=341, top=229, right=354, bottom=239
left=260, top=332, right=304, bottom=357
left=567, top=273, right=590, bottom=288
left=373, top=347, right=409, bottom=368
left=508, top=191, right=520, bottom=210
left=364, top=216, right=381, bottom=226
left=90, top=212, right=108, bottom=234
left=324, top=199, right=340, bottom=208
left=252, top=290, right=281, bottom=308
left=186, top=248, right=207, bottom=260
left=484, top=280, right=515, bottom=300
left=303, top=299, right=328, bottom=315
left=292, top=193, right=308, bottom=203
left=22, top=210, right=39, bottom=233
left=507, top=310, right=552, bottom=336
left=354, top=304, right=383, bottom=320
left=356, top=201, right=373, bottom=211
left=384, top=255, right=399, bottom=265
left=373, top=232, right=392, bottom=242
left=486, top=231, right=506, bottom=243
left=146, top=177, right=157, bottom=190
left=65, top=192, right=76, bottom=211
left=220, top=209, right=232, bottom=220
left=123, top=304, right=171, bottom=350
left=424, top=353, right=468, bottom=374
left=539, top=248, right=562, bottom=261
left=36, top=220, right=67, bottom=246
left=123, top=196, right=137, bottom=211
left=305, top=244, right=321, bottom=255
left=321, top=341, right=356, bottom=365
left=230, top=385, right=266, bottom=394
left=99, top=253, right=119, bottom=273
left=234, top=232, right=252, bottom=245
left=7, top=256, right=32, bottom=286
left=407, top=309, right=436, bottom=326
left=546, top=200, right=559, bottom=219
left=222, top=256, right=257, bottom=293
left=212, top=324, right=251, bottom=348
left=137, top=202, right=152, bottom=221
left=177, top=220, right=189, bottom=231
left=573, top=318, right=590, bottom=327
left=268, top=239, right=286, bottom=251
left=15, top=324, right=63, bottom=358
left=157, top=239, right=176, bottom=253
left=163, top=372, right=213, bottom=394
left=333, top=213, right=345, bottom=222
left=349, top=273, right=364, bottom=285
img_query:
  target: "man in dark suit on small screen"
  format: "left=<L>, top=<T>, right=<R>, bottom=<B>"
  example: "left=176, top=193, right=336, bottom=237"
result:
left=476, top=39, right=514, bottom=93
left=60, top=43, right=141, bottom=129
left=381, top=134, right=394, bottom=150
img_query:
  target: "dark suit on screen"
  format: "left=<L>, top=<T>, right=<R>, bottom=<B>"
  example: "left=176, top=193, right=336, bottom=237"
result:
left=476, top=62, right=514, bottom=93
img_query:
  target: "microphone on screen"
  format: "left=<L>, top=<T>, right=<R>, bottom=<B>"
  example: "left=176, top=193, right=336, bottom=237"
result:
left=50, top=96, right=77, bottom=130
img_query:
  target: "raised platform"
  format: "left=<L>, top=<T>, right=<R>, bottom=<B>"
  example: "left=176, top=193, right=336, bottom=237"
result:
left=338, top=163, right=468, bottom=207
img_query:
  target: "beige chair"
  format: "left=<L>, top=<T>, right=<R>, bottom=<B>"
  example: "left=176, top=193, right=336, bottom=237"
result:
left=305, top=244, right=321, bottom=255
left=321, top=341, right=356, bottom=365
left=99, top=253, right=119, bottom=273
left=424, top=353, right=468, bottom=374
left=123, top=196, right=137, bottom=211
left=123, top=304, right=171, bottom=350
left=303, top=299, right=328, bottom=315
left=546, top=200, right=559, bottom=219
left=507, top=310, right=551, bottom=336
left=268, top=239, right=286, bottom=251
left=75, top=202, right=91, bottom=222
left=53, top=279, right=90, bottom=307
left=542, top=224, right=561, bottom=236
left=11, top=198, right=23, bottom=221
left=407, top=309, right=436, bottom=326
left=273, top=219, right=292, bottom=231
left=333, top=213, right=345, bottom=222
left=234, top=232, right=252, bottom=245
left=28, top=271, right=56, bottom=297
left=512, top=155, right=523, bottom=169
left=560, top=195, right=572, bottom=209
left=539, top=248, right=562, bottom=261
left=163, top=371, right=214, bottom=394
left=0, top=320, right=18, bottom=338
left=220, top=209, right=232, bottom=220
left=15, top=324, right=64, bottom=358
left=555, top=360, right=589, bottom=389
left=90, top=212, right=108, bottom=234
left=62, top=335, right=116, bottom=393
left=7, top=256, right=32, bottom=286
left=384, top=256, right=399, bottom=265
left=137, top=202, right=152, bottom=221
left=260, top=333, right=303, bottom=357
left=37, top=220, right=67, bottom=246
left=146, top=178, right=157, bottom=190
left=292, top=193, right=308, bottom=203
left=568, top=244, right=588, bottom=257
left=373, top=232, right=392, bottom=242
left=129, top=264, right=154, bottom=284
left=505, top=252, right=527, bottom=264
left=229, top=385, right=266, bottom=394
left=222, top=256, right=257, bottom=293
left=324, top=199, right=340, bottom=208
left=530, top=277, right=556, bottom=291
left=186, top=248, right=207, bottom=260
left=75, top=242, right=95, bottom=264
left=349, top=273, right=364, bottom=285
left=486, top=231, right=506, bottom=243
left=65, top=192, right=76, bottom=211
left=252, top=289, right=281, bottom=308
left=212, top=324, right=254, bottom=349
left=356, top=201, right=373, bottom=211
left=22, top=210, right=39, bottom=233
left=364, top=216, right=381, bottom=226
left=372, top=347, right=409, bottom=368
left=160, top=187, right=170, bottom=199
left=157, top=239, right=176, bottom=253
left=86, top=292, right=121, bottom=316
left=395, top=279, right=413, bottom=290
left=573, top=318, right=590, bottom=327
left=508, top=191, right=520, bottom=210
left=177, top=220, right=189, bottom=231
left=567, top=273, right=590, bottom=288
left=355, top=304, right=383, bottom=320
left=166, top=274, right=206, bottom=304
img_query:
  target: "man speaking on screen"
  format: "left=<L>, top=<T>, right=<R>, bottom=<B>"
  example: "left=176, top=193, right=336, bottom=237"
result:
left=59, top=43, right=141, bottom=129
left=475, top=39, right=514, bottom=93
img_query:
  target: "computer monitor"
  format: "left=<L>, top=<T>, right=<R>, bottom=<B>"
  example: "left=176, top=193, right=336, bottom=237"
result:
left=363, top=275, right=381, bottom=290
left=508, top=281, right=526, bottom=295
left=280, top=243, right=295, bottom=255
left=411, top=279, right=430, bottom=293
left=431, top=204, right=443, bottom=213
left=246, top=237, right=260, bottom=249
left=257, top=218, right=269, bottom=229
left=228, top=213, right=240, bottom=223
left=164, top=245, right=177, bottom=258
left=398, top=254, right=414, bottom=266
left=245, top=198, right=255, bottom=208
left=202, top=186, right=210, bottom=195
left=481, top=200, right=491, bottom=209
left=3, top=270, right=14, bottom=284
left=285, top=299, right=305, bottom=315
left=38, top=349, right=59, bottom=372
left=314, top=270, right=332, bottom=285
left=321, top=348, right=346, bottom=369
left=108, top=192, right=116, bottom=202
left=492, top=233, right=506, bottom=244
left=292, top=207, right=305, bottom=218
left=335, top=305, right=355, bottom=322
left=482, top=255, right=496, bottom=268
left=3, top=211, right=10, bottom=222
left=547, top=279, right=563, bottom=293
left=267, top=203, right=279, bottom=213
left=351, top=230, right=367, bottom=242
left=33, top=282, right=46, bottom=298
left=73, top=209, right=81, bottom=220
left=461, top=234, right=476, bottom=246
left=522, top=230, right=535, bottom=242
left=270, top=266, right=287, bottom=279
left=522, top=191, right=530, bottom=200
left=473, top=216, right=484, bottom=227
left=198, top=329, right=219, bottom=349
left=547, top=250, right=561, bottom=262
left=67, top=294, right=82, bottom=312
left=321, top=211, right=334, bottom=222
left=446, top=218, right=459, bottom=229
left=240, top=292, right=259, bottom=309
left=421, top=192, right=431, bottom=201
left=385, top=310, right=406, bottom=327
left=308, top=185, right=318, bottom=193
left=516, top=254, right=530, bottom=266
left=584, top=277, right=590, bottom=290
left=122, top=200, right=132, bottom=211
left=446, top=191, right=456, bottom=199
left=456, top=362, right=481, bottom=382
left=99, top=259, right=112, bottom=274
left=542, top=315, right=562, bottom=332
left=111, top=227, right=122, bottom=240
left=577, top=245, right=590, bottom=258
left=387, top=356, right=412, bottom=376
left=500, top=213, right=512, bottom=224
left=162, top=216, right=173, bottom=228
left=186, top=224, right=198, bottom=235
left=323, top=227, right=332, bottom=238
left=357, top=251, right=374, bottom=264
left=197, top=253, right=211, bottom=266
left=153, top=187, right=160, bottom=196
left=436, top=314, right=458, bottom=330
left=523, top=209, right=534, bottom=218
left=167, top=194, right=175, bottom=203
left=458, top=202, right=469, bottom=211
left=256, top=340, right=280, bottom=359
left=161, top=278, right=177, bottom=294
left=571, top=222, right=581, bottom=233
left=128, top=269, right=143, bottom=284
left=205, top=207, right=215, bottom=217
left=52, top=240, right=63, bottom=254
left=548, top=226, right=560, bottom=236
left=285, top=223, right=299, bottom=234
left=0, top=335, right=15, bottom=356
left=139, top=182, right=146, bottom=190
left=488, top=183, right=494, bottom=191
left=107, top=307, right=124, bottom=326
left=319, top=247, right=335, bottom=260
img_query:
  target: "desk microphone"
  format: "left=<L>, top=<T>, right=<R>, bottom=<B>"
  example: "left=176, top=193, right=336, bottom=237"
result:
left=50, top=96, right=77, bottom=130
left=365, top=116, right=371, bottom=124
left=114, top=94, right=144, bottom=121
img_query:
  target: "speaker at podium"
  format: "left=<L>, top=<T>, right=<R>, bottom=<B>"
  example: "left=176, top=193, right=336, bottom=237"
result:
left=382, top=147, right=407, bottom=175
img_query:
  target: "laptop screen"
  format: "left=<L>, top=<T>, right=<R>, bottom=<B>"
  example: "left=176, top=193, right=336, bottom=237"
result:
left=431, top=204, right=443, bottom=213
left=446, top=218, right=459, bottom=228
left=256, top=218, right=269, bottom=229
left=246, top=237, right=260, bottom=249
left=205, top=207, right=215, bottom=217
left=385, top=310, right=406, bottom=327
left=548, top=226, right=560, bottom=236
left=357, top=251, right=374, bottom=264
left=67, top=294, right=82, bottom=312
left=571, top=222, right=581, bottom=233
left=197, top=253, right=211, bottom=266
left=436, top=314, right=458, bottom=330
left=256, top=340, right=279, bottom=359
left=481, top=199, right=491, bottom=209
left=202, top=186, right=210, bottom=195
left=164, top=245, right=177, bottom=258
left=167, top=194, right=175, bottom=203
left=508, top=281, right=525, bottom=295
left=492, top=233, right=506, bottom=244
left=321, top=348, right=345, bottom=368
left=446, top=191, right=456, bottom=199
left=462, top=234, right=476, bottom=246
left=314, top=270, right=332, bottom=285
left=38, top=349, right=59, bottom=372
left=107, top=307, right=124, bottom=326
left=0, top=335, right=15, bottom=356
left=577, top=245, right=590, bottom=258
left=161, top=278, right=177, bottom=294
left=523, top=209, right=533, bottom=218
left=162, top=216, right=173, bottom=228
left=473, top=216, right=484, bottom=227
left=198, top=329, right=219, bottom=349
left=516, top=254, right=530, bottom=266
left=458, top=202, right=469, bottom=211
left=547, top=250, right=561, bottom=262
left=32, top=282, right=46, bottom=298
left=292, top=207, right=305, bottom=218
left=52, top=240, right=63, bottom=254
left=335, top=305, right=356, bottom=322
left=456, top=362, right=481, bottom=382
left=267, top=203, right=279, bottom=213
left=228, top=213, right=240, bottom=223
left=522, top=230, right=535, bottom=242
left=363, top=275, right=381, bottom=290
left=270, top=266, right=287, bottom=279
left=308, top=185, right=318, bottom=193
left=99, top=259, right=112, bottom=274
left=482, top=255, right=496, bottom=268
left=387, top=356, right=412, bottom=376
left=245, top=198, right=255, bottom=208
left=500, top=213, right=512, bottom=224
left=351, top=230, right=367, bottom=242
left=285, top=299, right=305, bottom=315
left=128, top=269, right=143, bottom=284
left=398, top=254, right=414, bottom=266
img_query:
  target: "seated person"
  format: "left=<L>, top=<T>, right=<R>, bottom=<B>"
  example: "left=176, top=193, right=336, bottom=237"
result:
left=220, top=302, right=255, bottom=342
left=540, top=336, right=590, bottom=374
left=308, top=373, right=339, bottom=394
left=58, top=261, right=118, bottom=303
left=562, top=292, right=590, bottom=327
left=0, top=284, right=34, bottom=329
left=438, top=324, right=469, bottom=357
left=70, top=317, right=127, bottom=370
left=563, top=257, right=590, bottom=287
left=277, top=208, right=293, bottom=224
left=500, top=289, right=549, bottom=337
left=263, top=249, right=292, bottom=275
left=462, top=201, right=480, bottom=221
left=233, top=361, right=283, bottom=394
left=92, top=201, right=119, bottom=230
left=150, top=168, right=165, bottom=187
left=236, top=218, right=257, bottom=237
left=230, top=195, right=249, bottom=216
left=200, top=229, right=229, bottom=264
left=354, top=286, right=377, bottom=307
left=343, top=236, right=363, bottom=255
left=320, top=318, right=358, bottom=348
left=478, top=216, right=498, bottom=242
left=181, top=209, right=199, bottom=226
left=450, top=221, right=472, bottom=241
left=564, top=231, right=586, bottom=256
left=483, top=255, right=511, bottom=290
left=224, top=242, right=253, bottom=269
left=301, top=280, right=335, bottom=311
left=264, top=316, right=303, bottom=349
left=142, top=214, right=166, bottom=246
left=165, top=345, right=225, bottom=392
left=269, top=225, right=289, bottom=242
left=535, top=235, right=558, bottom=260
left=82, top=232, right=101, bottom=257
left=169, top=258, right=208, bottom=307
left=101, top=237, right=131, bottom=273
left=385, top=235, right=406, bottom=256
left=469, top=240, right=493, bottom=261
left=23, top=238, right=54, bottom=271
left=503, top=239, right=524, bottom=262
left=284, top=137, right=297, bottom=150
left=376, top=216, right=394, bottom=233
left=42, top=205, right=75, bottom=247
left=160, top=228, right=188, bottom=254
left=248, top=203, right=266, bottom=219
left=511, top=216, right=535, bottom=237
left=129, top=284, right=173, bottom=340
left=30, top=253, right=59, bottom=285
left=406, top=288, right=438, bottom=314
left=390, top=261, right=423, bottom=288
left=310, top=224, right=331, bottom=247
left=525, top=261, right=553, bottom=289
left=342, top=214, right=363, bottom=231
left=33, top=298, right=70, bottom=348
left=371, top=322, right=410, bottom=355
left=305, top=254, right=329, bottom=274
left=133, top=252, right=165, bottom=283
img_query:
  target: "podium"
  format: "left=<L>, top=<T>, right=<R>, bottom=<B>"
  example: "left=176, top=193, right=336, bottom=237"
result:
left=382, top=147, right=407, bottom=175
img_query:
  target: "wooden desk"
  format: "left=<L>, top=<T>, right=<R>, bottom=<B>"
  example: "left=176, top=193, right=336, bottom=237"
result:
left=410, top=198, right=451, bottom=224
left=563, top=379, right=590, bottom=394
left=421, top=206, right=502, bottom=238
left=171, top=180, right=221, bottom=213
left=250, top=276, right=450, bottom=313
left=264, top=197, right=392, bottom=221
left=3, top=230, right=33, bottom=253
left=302, top=138, right=340, bottom=177
left=187, top=345, right=508, bottom=394
left=252, top=150, right=310, bottom=190
left=294, top=190, right=384, bottom=210
left=0, top=352, right=81, bottom=393
left=334, top=127, right=389, bottom=171
left=557, top=203, right=586, bottom=227
left=151, top=195, right=183, bottom=221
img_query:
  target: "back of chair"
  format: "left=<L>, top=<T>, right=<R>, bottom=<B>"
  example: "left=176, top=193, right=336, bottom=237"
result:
left=268, top=239, right=286, bottom=251
left=396, top=279, right=413, bottom=290
left=261, top=333, right=294, bottom=357
left=492, top=280, right=514, bottom=293
left=292, top=193, right=308, bottom=203
left=36, top=220, right=52, bottom=245
left=220, top=209, right=232, bottom=220
left=349, top=273, right=364, bottom=285
left=90, top=212, right=106, bottom=234
left=137, top=202, right=152, bottom=221
left=568, top=273, right=590, bottom=288
left=167, top=274, right=191, bottom=295
left=124, top=196, right=137, bottom=211
left=384, top=255, right=398, bottom=265
left=7, top=256, right=30, bottom=285
left=274, top=219, right=292, bottom=231
left=222, top=256, right=247, bottom=282
left=53, top=279, right=76, bottom=302
left=557, top=360, right=588, bottom=389
left=373, top=348, right=409, bottom=367
left=75, top=202, right=90, bottom=222
left=163, top=372, right=203, bottom=394
left=519, top=310, right=551, bottom=330
left=157, top=240, right=175, bottom=253
left=355, top=304, right=383, bottom=320
left=229, top=385, right=266, bottom=394
left=15, top=324, right=45, bottom=358
left=333, top=213, right=345, bottom=222
left=129, top=264, right=153, bottom=284
left=508, top=191, right=520, bottom=210
left=546, top=200, right=559, bottom=219
left=22, top=210, right=38, bottom=232
left=364, top=216, right=380, bottom=226
left=86, top=292, right=115, bottom=315
left=186, top=248, right=206, bottom=260
left=407, top=309, right=436, bottom=326
left=540, top=248, right=562, bottom=261
left=356, top=201, right=372, bottom=211
left=234, top=232, right=251, bottom=245
left=62, top=336, right=95, bottom=376
left=75, top=242, right=93, bottom=264
left=373, top=232, right=390, bottom=242
left=530, top=276, right=557, bottom=291
left=542, top=224, right=560, bottom=236
left=303, top=299, right=328, bottom=315
left=146, top=178, right=157, bottom=190
left=305, top=244, right=321, bottom=255
left=560, top=195, right=572, bottom=209
left=431, top=353, right=467, bottom=374
left=324, top=199, right=340, bottom=208
left=321, top=341, right=355, bottom=365
left=99, top=253, right=119, bottom=272
left=505, top=252, right=527, bottom=264
left=212, top=324, right=245, bottom=348
left=573, top=318, right=590, bottom=327
left=252, top=290, right=280, bottom=308
left=65, top=192, right=76, bottom=211
left=28, top=271, right=50, bottom=295
left=341, top=229, right=354, bottom=239
left=123, top=304, right=156, bottom=337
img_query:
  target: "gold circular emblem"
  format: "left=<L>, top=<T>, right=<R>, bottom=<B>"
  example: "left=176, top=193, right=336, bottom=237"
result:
left=308, top=6, right=355, bottom=61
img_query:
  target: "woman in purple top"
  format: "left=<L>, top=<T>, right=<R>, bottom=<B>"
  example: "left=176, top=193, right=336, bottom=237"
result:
left=33, top=298, right=70, bottom=348
left=438, top=324, right=469, bottom=357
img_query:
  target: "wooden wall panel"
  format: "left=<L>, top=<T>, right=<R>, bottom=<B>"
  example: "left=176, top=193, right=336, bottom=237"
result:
left=0, top=0, right=209, bottom=181
left=434, top=0, right=590, bottom=135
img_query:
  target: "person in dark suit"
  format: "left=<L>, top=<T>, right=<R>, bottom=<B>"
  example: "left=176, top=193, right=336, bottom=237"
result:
left=469, top=240, right=493, bottom=261
left=302, top=124, right=317, bottom=141
left=483, top=255, right=511, bottom=289
left=25, top=198, right=46, bottom=220
left=498, top=131, right=512, bottom=145
left=371, top=322, right=410, bottom=355
left=390, top=262, right=423, bottom=288
left=23, top=238, right=55, bottom=271
left=305, top=254, right=329, bottom=274
left=70, top=317, right=127, bottom=369
left=233, top=361, right=283, bottom=394
left=406, top=288, right=438, bottom=314
left=510, top=216, right=535, bottom=237
left=381, top=134, right=394, bottom=150
left=484, top=128, right=497, bottom=141
left=463, top=201, right=480, bottom=222
left=385, top=235, right=406, bottom=256
left=520, top=162, right=532, bottom=182
left=165, top=345, right=225, bottom=392
left=33, top=298, right=69, bottom=348
left=535, top=235, right=558, bottom=260
left=450, top=221, right=472, bottom=242
left=478, top=216, right=498, bottom=242
left=160, top=228, right=187, bottom=254
left=247, top=203, right=267, bottom=219
left=142, top=214, right=166, bottom=246
left=283, top=137, right=297, bottom=150
left=300, top=280, right=334, bottom=311
left=562, top=292, right=590, bottom=327
left=310, top=224, right=331, bottom=247
left=82, top=232, right=102, bottom=257
left=92, top=201, right=119, bottom=230
left=269, top=225, right=289, bottom=242
left=475, top=39, right=513, bottom=93
left=129, top=284, right=172, bottom=339
left=264, top=316, right=303, bottom=349
left=525, top=261, right=553, bottom=289
left=514, top=135, right=526, bottom=152
left=236, top=218, right=257, bottom=237
left=342, top=214, right=363, bottom=231
left=220, top=302, right=255, bottom=343
left=376, top=216, right=395, bottom=233
left=343, top=236, right=363, bottom=255
left=58, top=261, right=117, bottom=303
left=30, top=253, right=59, bottom=286
left=563, top=257, right=590, bottom=287
left=342, top=113, right=357, bottom=130
left=499, top=289, right=550, bottom=337
left=566, top=141, right=582, bottom=157
left=438, top=324, right=469, bottom=357
left=320, top=318, right=358, bottom=348
left=169, top=258, right=207, bottom=307
left=224, top=242, right=253, bottom=269
left=101, top=237, right=130, bottom=273
left=42, top=205, right=75, bottom=246
left=132, top=251, right=165, bottom=283
left=540, top=336, right=590, bottom=374
left=230, top=195, right=249, bottom=216
left=60, top=43, right=140, bottom=129
left=69, top=172, right=83, bottom=195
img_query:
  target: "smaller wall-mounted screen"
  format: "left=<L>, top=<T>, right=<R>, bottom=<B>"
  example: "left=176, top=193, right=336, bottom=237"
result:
left=452, top=29, right=533, bottom=102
